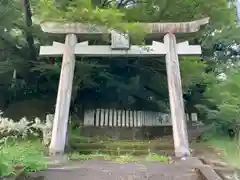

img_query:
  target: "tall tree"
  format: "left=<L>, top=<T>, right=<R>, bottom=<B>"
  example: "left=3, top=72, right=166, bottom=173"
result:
left=23, top=0, right=37, bottom=61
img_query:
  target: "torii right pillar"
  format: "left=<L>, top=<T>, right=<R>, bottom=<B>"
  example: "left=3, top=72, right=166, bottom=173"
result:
left=159, top=18, right=209, bottom=158
left=164, top=33, right=190, bottom=158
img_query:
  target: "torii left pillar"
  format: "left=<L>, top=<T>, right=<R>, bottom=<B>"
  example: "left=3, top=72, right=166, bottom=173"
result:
left=49, top=34, right=77, bottom=155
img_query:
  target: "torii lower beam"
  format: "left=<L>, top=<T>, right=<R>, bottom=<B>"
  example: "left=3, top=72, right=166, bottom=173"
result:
left=40, top=41, right=201, bottom=57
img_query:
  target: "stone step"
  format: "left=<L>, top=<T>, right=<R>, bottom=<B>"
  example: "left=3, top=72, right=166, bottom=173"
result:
left=44, top=160, right=201, bottom=180
left=70, top=142, right=173, bottom=151
left=72, top=149, right=175, bottom=156
left=197, top=156, right=238, bottom=180
left=70, top=136, right=173, bottom=143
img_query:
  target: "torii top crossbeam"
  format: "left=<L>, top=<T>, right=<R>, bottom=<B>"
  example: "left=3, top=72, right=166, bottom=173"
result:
left=40, top=17, right=209, bottom=36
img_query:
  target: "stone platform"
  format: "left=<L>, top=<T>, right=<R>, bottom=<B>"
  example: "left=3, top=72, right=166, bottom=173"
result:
left=31, top=157, right=223, bottom=180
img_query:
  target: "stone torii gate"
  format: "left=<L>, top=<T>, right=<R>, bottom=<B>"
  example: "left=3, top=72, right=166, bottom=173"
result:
left=39, top=17, right=209, bottom=158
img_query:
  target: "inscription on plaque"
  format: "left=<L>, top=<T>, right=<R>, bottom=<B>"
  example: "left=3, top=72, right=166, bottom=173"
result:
left=111, top=30, right=130, bottom=50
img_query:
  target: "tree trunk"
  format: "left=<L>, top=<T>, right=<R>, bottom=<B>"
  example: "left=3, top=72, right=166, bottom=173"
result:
left=236, top=124, right=240, bottom=151
left=23, top=0, right=37, bottom=61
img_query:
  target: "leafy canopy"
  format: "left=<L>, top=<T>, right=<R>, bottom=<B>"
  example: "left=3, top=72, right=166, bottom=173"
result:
left=36, top=0, right=234, bottom=24
left=36, top=0, right=147, bottom=41
left=202, top=68, right=240, bottom=127
left=34, top=0, right=234, bottom=43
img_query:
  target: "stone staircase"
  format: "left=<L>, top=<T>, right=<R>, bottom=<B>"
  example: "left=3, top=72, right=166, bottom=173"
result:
left=69, top=136, right=175, bottom=156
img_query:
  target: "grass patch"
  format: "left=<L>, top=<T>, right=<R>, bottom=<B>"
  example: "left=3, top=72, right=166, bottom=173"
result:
left=145, top=153, right=169, bottom=163
left=70, top=136, right=173, bottom=146
left=69, top=136, right=173, bottom=156
left=69, top=152, right=111, bottom=161
left=208, top=137, right=240, bottom=168
left=69, top=151, right=169, bottom=164
left=0, top=140, right=48, bottom=177
left=115, top=154, right=135, bottom=163
left=69, top=151, right=135, bottom=162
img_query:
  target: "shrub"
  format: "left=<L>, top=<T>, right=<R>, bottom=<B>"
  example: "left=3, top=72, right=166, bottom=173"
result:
left=0, top=111, right=53, bottom=146
left=31, top=115, right=53, bottom=146
left=0, top=111, right=52, bottom=176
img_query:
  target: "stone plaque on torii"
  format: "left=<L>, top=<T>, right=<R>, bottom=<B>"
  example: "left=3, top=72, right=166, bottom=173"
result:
left=39, top=17, right=209, bottom=158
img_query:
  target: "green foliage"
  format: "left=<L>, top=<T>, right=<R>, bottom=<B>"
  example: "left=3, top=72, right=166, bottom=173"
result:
left=180, top=57, right=209, bottom=91
left=124, top=0, right=234, bottom=25
left=0, top=111, right=49, bottom=176
left=68, top=150, right=169, bottom=163
left=0, top=152, right=13, bottom=177
left=207, top=69, right=240, bottom=121
left=34, top=0, right=234, bottom=45
left=208, top=137, right=240, bottom=168
left=35, top=0, right=147, bottom=43
left=0, top=141, right=47, bottom=177
left=37, top=0, right=123, bottom=23
left=36, top=0, right=234, bottom=24
left=145, top=153, right=169, bottom=163
left=0, top=0, right=22, bottom=30
left=197, top=68, right=240, bottom=133
left=69, top=152, right=111, bottom=161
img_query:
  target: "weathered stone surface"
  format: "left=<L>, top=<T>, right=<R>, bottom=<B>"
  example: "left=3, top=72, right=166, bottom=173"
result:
left=45, top=160, right=200, bottom=180
left=2, top=158, right=223, bottom=180
left=40, top=18, right=209, bottom=35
